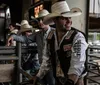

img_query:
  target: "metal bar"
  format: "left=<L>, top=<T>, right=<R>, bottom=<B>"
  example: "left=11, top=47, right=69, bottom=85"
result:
left=0, top=56, right=18, bottom=60
left=88, top=69, right=100, bottom=76
left=16, top=42, right=22, bottom=84
left=0, top=46, right=37, bottom=54
left=88, top=62, right=99, bottom=67
left=88, top=54, right=100, bottom=59
left=87, top=77, right=100, bottom=84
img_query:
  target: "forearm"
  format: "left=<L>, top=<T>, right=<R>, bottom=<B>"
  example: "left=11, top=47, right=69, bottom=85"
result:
left=67, top=32, right=88, bottom=84
left=68, top=74, right=79, bottom=84
left=12, top=35, right=27, bottom=43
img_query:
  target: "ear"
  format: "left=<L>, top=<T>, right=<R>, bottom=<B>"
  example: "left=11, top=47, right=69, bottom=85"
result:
left=53, top=18, right=57, bottom=23
left=71, top=21, right=72, bottom=25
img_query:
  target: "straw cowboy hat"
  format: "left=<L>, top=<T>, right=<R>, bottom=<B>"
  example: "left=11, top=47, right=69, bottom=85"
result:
left=21, top=20, right=29, bottom=25
left=20, top=24, right=33, bottom=33
left=29, top=9, right=50, bottom=23
left=19, top=20, right=33, bottom=33
left=43, top=0, right=82, bottom=25
left=38, top=9, right=50, bottom=18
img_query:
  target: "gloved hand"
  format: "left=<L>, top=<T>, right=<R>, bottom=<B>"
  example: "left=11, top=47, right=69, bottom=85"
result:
left=64, top=79, right=74, bottom=85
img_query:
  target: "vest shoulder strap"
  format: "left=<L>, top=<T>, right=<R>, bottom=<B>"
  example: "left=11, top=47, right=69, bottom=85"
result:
left=71, top=27, right=87, bottom=41
left=47, top=29, right=55, bottom=40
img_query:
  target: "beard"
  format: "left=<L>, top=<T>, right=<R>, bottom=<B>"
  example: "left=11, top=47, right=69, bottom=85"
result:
left=59, top=25, right=68, bottom=32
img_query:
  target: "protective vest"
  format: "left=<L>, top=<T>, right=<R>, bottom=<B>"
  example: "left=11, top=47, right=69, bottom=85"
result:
left=47, top=27, right=86, bottom=77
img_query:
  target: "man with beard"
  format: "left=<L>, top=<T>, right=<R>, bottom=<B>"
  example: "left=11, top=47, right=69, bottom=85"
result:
left=34, top=0, right=88, bottom=85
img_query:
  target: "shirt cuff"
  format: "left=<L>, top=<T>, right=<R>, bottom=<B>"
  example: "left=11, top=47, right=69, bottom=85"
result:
left=68, top=67, right=84, bottom=76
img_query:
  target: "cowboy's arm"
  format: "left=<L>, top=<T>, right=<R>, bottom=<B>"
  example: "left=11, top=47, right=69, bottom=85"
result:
left=27, top=33, right=36, bottom=42
left=7, top=34, right=36, bottom=45
left=7, top=35, right=27, bottom=46
left=36, top=40, right=52, bottom=79
left=67, top=32, right=88, bottom=84
left=8, top=35, right=27, bottom=42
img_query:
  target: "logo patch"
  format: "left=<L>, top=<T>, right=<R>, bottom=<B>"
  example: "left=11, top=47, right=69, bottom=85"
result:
left=63, top=44, right=72, bottom=51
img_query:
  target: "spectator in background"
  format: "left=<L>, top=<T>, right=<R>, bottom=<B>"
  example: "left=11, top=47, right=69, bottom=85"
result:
left=34, top=9, right=55, bottom=85
left=7, top=23, right=20, bottom=46
left=20, top=21, right=40, bottom=77
left=7, top=20, right=40, bottom=78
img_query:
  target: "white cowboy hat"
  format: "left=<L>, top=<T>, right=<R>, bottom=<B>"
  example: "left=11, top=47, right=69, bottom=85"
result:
left=38, top=9, right=50, bottom=18
left=21, top=20, right=29, bottom=25
left=20, top=24, right=32, bottom=33
left=43, top=1, right=82, bottom=25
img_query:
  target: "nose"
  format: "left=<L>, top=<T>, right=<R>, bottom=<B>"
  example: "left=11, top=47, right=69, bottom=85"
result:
left=39, top=20, right=44, bottom=26
left=65, top=17, right=71, bottom=23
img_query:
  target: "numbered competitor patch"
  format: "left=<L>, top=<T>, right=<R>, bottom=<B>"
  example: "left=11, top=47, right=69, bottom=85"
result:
left=73, top=40, right=81, bottom=57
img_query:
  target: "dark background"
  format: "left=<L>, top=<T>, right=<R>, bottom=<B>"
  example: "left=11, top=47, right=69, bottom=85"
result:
left=0, top=0, right=22, bottom=23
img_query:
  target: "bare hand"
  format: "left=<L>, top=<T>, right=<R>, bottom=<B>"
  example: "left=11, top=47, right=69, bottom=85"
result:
left=6, top=37, right=13, bottom=46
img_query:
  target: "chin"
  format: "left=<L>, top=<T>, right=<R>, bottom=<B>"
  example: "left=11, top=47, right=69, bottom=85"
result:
left=65, top=26, right=71, bottom=30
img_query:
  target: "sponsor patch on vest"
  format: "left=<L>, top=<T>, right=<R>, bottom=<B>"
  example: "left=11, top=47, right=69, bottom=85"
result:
left=63, top=44, right=72, bottom=51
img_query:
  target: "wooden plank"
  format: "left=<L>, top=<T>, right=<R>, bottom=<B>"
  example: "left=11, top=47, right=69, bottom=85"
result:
left=0, top=56, right=19, bottom=60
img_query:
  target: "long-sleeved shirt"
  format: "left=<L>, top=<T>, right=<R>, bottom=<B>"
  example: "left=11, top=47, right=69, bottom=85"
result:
left=36, top=28, right=88, bottom=79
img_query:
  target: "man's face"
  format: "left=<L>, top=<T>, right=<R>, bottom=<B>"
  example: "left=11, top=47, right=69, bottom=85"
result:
left=9, top=25, right=15, bottom=31
left=55, top=16, right=72, bottom=31
left=22, top=30, right=32, bottom=36
left=38, top=18, right=48, bottom=31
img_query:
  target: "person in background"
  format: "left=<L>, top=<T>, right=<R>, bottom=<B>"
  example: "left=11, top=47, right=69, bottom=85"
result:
left=20, top=21, right=40, bottom=77
left=34, top=9, right=55, bottom=85
left=7, top=9, right=55, bottom=85
left=7, top=23, right=20, bottom=46
left=7, top=20, right=40, bottom=78
left=33, top=1, right=88, bottom=85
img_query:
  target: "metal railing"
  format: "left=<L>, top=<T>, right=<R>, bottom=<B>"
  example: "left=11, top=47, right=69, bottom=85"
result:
left=86, top=45, right=100, bottom=85
left=0, top=42, right=37, bottom=85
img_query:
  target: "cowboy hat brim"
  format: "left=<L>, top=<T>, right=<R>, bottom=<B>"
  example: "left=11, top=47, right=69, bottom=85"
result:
left=43, top=8, right=82, bottom=25
left=20, top=28, right=32, bottom=33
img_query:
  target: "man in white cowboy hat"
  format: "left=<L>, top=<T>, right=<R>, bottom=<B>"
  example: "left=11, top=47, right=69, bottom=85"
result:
left=31, top=9, right=55, bottom=85
left=7, top=21, right=40, bottom=78
left=33, top=0, right=88, bottom=85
